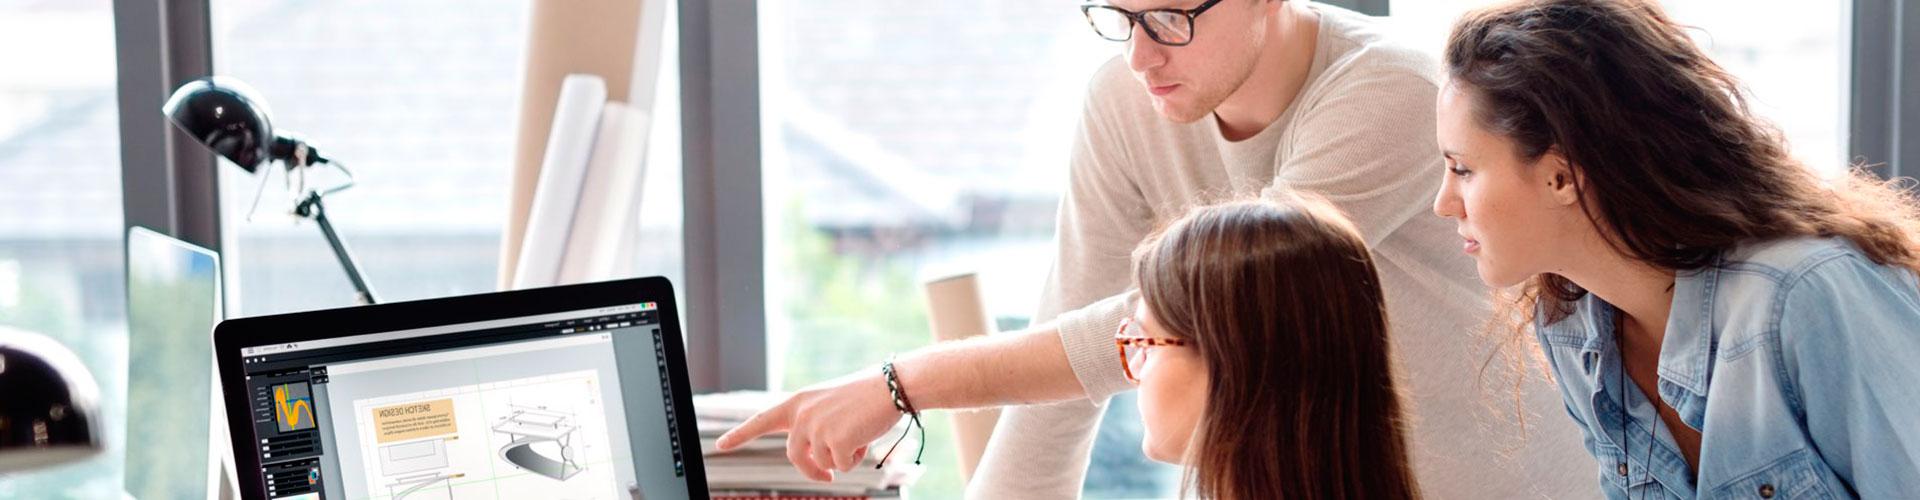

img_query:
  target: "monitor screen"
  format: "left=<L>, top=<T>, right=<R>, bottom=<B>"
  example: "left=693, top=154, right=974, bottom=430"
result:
left=234, top=302, right=691, bottom=499
left=124, top=226, right=224, bottom=499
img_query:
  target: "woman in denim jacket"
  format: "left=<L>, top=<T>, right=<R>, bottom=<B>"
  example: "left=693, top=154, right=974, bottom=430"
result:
left=1429, top=0, right=1920, bottom=498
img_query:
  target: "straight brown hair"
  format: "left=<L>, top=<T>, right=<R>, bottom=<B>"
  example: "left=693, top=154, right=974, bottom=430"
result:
left=1444, top=0, right=1920, bottom=331
left=1134, top=196, right=1418, bottom=500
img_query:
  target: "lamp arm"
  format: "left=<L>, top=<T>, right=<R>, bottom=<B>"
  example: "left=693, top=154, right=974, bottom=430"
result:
left=285, top=145, right=373, bottom=305
left=295, top=191, right=379, bottom=305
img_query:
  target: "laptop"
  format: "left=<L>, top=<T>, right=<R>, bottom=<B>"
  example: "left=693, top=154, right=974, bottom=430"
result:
left=212, top=277, right=707, bottom=499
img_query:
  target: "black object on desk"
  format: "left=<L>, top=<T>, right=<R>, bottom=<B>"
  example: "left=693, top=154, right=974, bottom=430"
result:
left=0, top=328, right=103, bottom=472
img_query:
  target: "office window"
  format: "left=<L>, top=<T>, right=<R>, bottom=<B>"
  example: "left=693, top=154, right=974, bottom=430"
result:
left=759, top=1, right=1180, bottom=497
left=0, top=1, right=128, bottom=497
left=210, top=0, right=684, bottom=318
left=1389, top=0, right=1850, bottom=170
left=208, top=0, right=532, bottom=316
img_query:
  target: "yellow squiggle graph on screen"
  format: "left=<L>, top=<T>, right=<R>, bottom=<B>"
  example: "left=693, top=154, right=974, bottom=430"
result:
left=274, top=384, right=315, bottom=430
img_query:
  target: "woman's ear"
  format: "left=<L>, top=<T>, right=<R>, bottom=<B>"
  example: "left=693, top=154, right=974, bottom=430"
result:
left=1539, top=148, right=1582, bottom=207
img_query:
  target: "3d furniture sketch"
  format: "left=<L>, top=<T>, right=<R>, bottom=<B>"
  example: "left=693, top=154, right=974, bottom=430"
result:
left=385, top=470, right=463, bottom=500
left=493, top=406, right=583, bottom=481
left=379, top=437, right=458, bottom=499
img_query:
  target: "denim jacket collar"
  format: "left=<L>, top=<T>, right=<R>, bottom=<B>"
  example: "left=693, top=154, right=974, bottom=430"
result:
left=1568, top=257, right=1722, bottom=427
left=1658, top=262, right=1719, bottom=430
left=1660, top=261, right=1719, bottom=398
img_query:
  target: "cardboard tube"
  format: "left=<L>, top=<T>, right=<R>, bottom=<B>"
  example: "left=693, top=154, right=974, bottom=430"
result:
left=499, top=0, right=645, bottom=290
left=922, top=272, right=1002, bottom=484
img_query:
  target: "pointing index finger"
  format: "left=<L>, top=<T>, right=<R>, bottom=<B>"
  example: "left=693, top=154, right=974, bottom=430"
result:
left=715, top=405, right=791, bottom=451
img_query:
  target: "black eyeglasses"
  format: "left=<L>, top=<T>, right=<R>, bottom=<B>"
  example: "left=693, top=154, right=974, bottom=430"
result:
left=1080, top=0, right=1227, bottom=47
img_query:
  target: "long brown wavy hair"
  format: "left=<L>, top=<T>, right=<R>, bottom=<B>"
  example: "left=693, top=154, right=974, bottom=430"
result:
left=1134, top=196, right=1418, bottom=500
left=1444, top=0, right=1920, bottom=333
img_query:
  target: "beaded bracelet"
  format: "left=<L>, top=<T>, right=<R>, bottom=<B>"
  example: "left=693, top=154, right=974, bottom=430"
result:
left=877, top=356, right=927, bottom=468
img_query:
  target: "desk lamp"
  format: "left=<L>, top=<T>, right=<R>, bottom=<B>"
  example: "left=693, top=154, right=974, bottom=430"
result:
left=163, top=77, right=379, bottom=304
left=0, top=327, right=102, bottom=472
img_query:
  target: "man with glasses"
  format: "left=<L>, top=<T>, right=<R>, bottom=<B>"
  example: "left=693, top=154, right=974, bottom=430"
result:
left=718, top=1, right=1596, bottom=498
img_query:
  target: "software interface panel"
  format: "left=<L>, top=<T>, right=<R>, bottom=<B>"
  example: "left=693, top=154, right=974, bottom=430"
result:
left=237, top=304, right=690, bottom=500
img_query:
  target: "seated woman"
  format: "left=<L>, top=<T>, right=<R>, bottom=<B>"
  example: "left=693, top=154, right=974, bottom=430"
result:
left=1124, top=196, right=1418, bottom=499
left=1433, top=0, right=1920, bottom=497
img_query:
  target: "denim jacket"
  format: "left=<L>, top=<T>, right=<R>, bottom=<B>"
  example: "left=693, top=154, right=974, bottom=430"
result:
left=1535, top=237, right=1920, bottom=499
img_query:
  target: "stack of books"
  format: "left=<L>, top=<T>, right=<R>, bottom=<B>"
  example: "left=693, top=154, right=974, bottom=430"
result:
left=696, top=391, right=922, bottom=500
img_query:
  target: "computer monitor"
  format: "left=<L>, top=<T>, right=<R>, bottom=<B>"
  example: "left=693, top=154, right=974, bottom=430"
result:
left=212, top=277, right=706, bottom=499
left=124, top=226, right=225, bottom=499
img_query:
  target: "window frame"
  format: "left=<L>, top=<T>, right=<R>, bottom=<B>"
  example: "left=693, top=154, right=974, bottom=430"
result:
left=1850, top=0, right=1918, bottom=181
left=116, top=0, right=220, bottom=250
left=679, top=0, right=769, bottom=392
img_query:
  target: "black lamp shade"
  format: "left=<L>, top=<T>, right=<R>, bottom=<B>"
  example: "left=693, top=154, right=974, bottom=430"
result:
left=0, top=328, right=102, bottom=472
left=163, top=77, right=278, bottom=173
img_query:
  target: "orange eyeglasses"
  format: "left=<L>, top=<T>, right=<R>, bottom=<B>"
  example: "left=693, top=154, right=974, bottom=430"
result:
left=1115, top=316, right=1189, bottom=384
